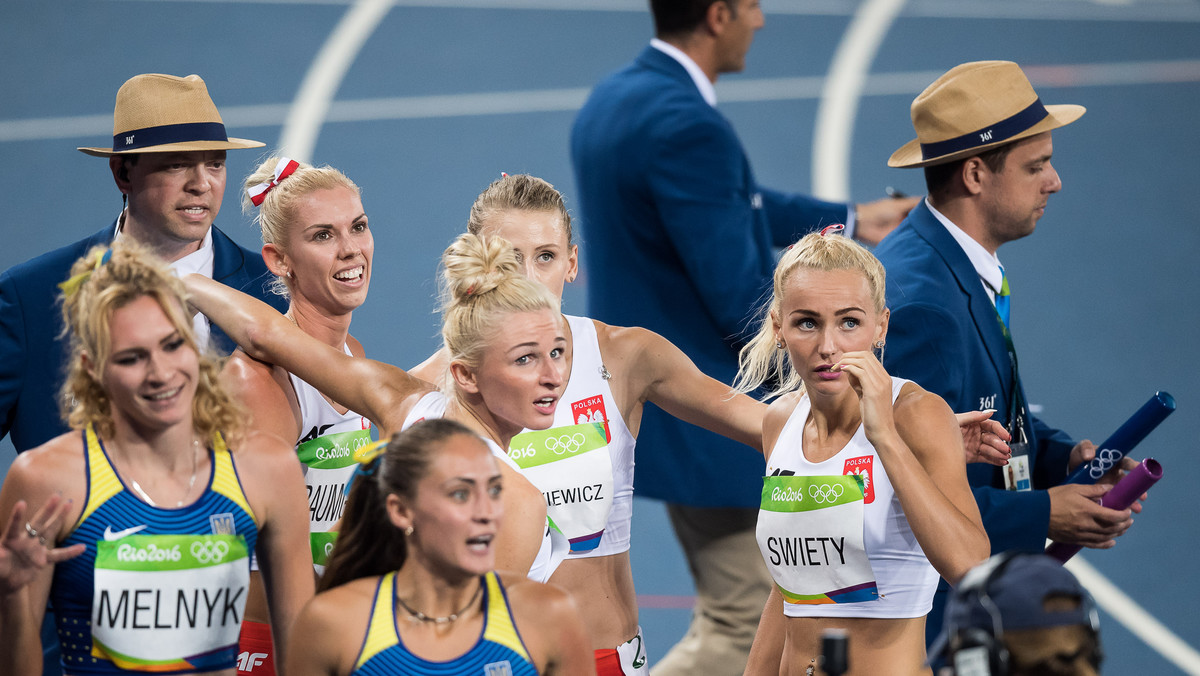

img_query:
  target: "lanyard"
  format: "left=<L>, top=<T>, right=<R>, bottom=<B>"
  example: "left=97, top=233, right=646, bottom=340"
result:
left=995, top=314, right=1031, bottom=450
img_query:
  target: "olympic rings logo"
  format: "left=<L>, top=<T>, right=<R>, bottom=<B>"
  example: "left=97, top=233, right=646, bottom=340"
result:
left=808, top=483, right=845, bottom=504
left=190, top=540, right=230, bottom=564
left=545, top=433, right=586, bottom=455
left=1088, top=448, right=1122, bottom=479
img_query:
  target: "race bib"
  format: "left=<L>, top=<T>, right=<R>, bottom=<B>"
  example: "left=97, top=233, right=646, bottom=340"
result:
left=91, top=533, right=250, bottom=672
left=510, top=422, right=613, bottom=553
left=756, top=475, right=878, bottom=605
left=296, top=428, right=373, bottom=566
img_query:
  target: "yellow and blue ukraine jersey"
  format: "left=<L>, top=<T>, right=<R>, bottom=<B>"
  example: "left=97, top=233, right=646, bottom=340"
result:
left=352, top=570, right=539, bottom=676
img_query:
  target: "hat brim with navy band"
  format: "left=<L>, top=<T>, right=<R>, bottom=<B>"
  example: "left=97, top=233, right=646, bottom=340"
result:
left=78, top=73, right=264, bottom=157
left=889, top=60, right=1085, bottom=169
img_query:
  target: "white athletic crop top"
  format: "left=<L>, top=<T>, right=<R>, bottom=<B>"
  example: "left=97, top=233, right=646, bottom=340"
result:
left=400, top=391, right=568, bottom=583
left=510, top=315, right=636, bottom=558
left=760, top=377, right=939, bottom=619
left=290, top=351, right=373, bottom=569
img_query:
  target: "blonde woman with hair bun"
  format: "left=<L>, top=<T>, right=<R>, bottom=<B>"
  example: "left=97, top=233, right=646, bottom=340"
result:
left=183, top=233, right=576, bottom=586
left=224, top=156, right=374, bottom=674
left=0, top=240, right=313, bottom=676
left=184, top=233, right=595, bottom=674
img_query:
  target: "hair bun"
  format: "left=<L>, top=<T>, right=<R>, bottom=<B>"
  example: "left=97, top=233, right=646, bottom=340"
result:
left=442, top=233, right=520, bottom=305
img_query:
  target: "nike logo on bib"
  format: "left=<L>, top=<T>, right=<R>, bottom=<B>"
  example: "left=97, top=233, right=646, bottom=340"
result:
left=103, top=524, right=149, bottom=541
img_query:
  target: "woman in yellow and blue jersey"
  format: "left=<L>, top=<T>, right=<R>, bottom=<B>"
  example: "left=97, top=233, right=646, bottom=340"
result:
left=282, top=419, right=594, bottom=675
left=0, top=242, right=314, bottom=675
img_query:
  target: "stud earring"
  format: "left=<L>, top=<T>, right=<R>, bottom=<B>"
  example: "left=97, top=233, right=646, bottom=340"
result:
left=776, top=341, right=783, bottom=349
left=404, top=526, right=413, bottom=537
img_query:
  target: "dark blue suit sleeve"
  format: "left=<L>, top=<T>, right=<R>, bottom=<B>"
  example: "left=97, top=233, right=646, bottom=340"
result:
left=644, top=115, right=776, bottom=341
left=760, top=187, right=851, bottom=248
left=0, top=271, right=24, bottom=441
left=885, top=301, right=1052, bottom=554
left=1032, top=415, right=1074, bottom=488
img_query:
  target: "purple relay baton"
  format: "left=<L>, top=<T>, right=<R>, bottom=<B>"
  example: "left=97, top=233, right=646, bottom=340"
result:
left=1063, top=391, right=1174, bottom=485
left=1046, top=458, right=1164, bottom=564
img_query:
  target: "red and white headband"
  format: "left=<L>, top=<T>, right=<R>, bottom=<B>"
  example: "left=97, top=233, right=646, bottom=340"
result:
left=247, top=157, right=300, bottom=206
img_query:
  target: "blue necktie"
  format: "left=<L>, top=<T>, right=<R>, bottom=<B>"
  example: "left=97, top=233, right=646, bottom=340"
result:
left=995, top=265, right=1011, bottom=329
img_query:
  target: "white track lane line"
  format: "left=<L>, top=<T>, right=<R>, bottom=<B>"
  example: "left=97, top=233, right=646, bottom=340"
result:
left=1067, top=556, right=1200, bottom=675
left=811, top=0, right=906, bottom=202
left=6, top=60, right=1200, bottom=143
left=104, top=0, right=1200, bottom=23
left=278, top=0, right=396, bottom=162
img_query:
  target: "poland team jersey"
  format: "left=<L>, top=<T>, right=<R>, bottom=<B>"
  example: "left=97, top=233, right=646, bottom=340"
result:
left=351, top=571, right=538, bottom=676
left=52, top=425, right=258, bottom=674
left=289, top=352, right=372, bottom=570
left=510, top=315, right=636, bottom=557
left=758, top=377, right=938, bottom=619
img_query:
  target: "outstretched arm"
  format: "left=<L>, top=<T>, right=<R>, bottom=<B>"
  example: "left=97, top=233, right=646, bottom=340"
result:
left=600, top=323, right=765, bottom=451
left=184, top=274, right=432, bottom=433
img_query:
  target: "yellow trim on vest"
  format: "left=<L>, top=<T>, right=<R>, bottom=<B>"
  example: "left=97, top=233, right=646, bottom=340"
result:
left=208, top=433, right=257, bottom=526
left=355, top=572, right=399, bottom=669
left=73, top=425, right=123, bottom=529
left=482, top=571, right=531, bottom=663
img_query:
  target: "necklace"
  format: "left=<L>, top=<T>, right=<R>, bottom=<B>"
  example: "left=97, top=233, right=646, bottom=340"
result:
left=395, top=581, right=482, bottom=624
left=129, top=438, right=201, bottom=508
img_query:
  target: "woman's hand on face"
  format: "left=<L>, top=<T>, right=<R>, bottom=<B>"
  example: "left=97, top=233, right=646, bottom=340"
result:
left=0, top=496, right=84, bottom=596
left=955, top=409, right=1013, bottom=466
left=834, top=350, right=896, bottom=442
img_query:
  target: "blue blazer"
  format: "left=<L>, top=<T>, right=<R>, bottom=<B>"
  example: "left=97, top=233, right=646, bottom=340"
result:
left=571, top=45, right=850, bottom=507
left=875, top=202, right=1076, bottom=552
left=0, top=223, right=286, bottom=453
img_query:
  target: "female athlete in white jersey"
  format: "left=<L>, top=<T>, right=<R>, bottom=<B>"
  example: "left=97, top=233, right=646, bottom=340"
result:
left=410, top=175, right=1010, bottom=676
left=224, top=157, right=375, bottom=675
left=183, top=234, right=570, bottom=582
left=736, top=232, right=988, bottom=675
left=0, top=241, right=313, bottom=675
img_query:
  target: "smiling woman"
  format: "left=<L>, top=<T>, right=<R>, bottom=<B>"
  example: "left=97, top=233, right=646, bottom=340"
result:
left=220, top=156, right=376, bottom=676
left=0, top=240, right=314, bottom=676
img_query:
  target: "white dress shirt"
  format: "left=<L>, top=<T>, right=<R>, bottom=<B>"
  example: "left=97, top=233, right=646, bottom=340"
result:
left=114, top=212, right=215, bottom=348
left=925, top=198, right=1005, bottom=302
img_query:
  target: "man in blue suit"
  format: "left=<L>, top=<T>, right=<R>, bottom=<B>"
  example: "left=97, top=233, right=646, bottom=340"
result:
left=0, top=73, right=286, bottom=676
left=570, top=1, right=917, bottom=672
left=875, top=61, right=1138, bottom=647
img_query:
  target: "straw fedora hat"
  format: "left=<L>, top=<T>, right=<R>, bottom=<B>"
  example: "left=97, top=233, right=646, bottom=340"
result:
left=78, top=73, right=264, bottom=157
left=888, top=60, right=1085, bottom=169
